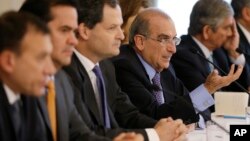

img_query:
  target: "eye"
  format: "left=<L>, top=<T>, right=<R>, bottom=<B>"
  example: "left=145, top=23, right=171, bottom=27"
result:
left=158, top=37, right=168, bottom=43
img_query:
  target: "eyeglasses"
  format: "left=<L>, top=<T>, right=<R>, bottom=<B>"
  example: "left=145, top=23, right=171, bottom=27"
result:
left=141, top=34, right=181, bottom=46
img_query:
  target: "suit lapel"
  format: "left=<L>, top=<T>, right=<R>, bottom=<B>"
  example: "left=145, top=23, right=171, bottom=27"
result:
left=188, top=36, right=211, bottom=76
left=54, top=73, right=68, bottom=141
left=38, top=96, right=50, bottom=129
left=0, top=83, right=16, bottom=141
left=71, top=55, right=103, bottom=125
left=125, top=46, right=152, bottom=87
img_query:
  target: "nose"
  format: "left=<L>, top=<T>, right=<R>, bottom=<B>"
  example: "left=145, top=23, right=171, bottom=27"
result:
left=166, top=42, right=176, bottom=54
left=68, top=32, right=79, bottom=46
left=117, top=27, right=125, bottom=40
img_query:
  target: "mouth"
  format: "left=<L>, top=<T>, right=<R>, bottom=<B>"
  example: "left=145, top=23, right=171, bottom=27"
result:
left=63, top=47, right=74, bottom=56
left=162, top=55, right=171, bottom=61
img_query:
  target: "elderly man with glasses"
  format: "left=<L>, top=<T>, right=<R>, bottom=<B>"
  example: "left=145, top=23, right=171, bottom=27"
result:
left=111, top=8, right=243, bottom=129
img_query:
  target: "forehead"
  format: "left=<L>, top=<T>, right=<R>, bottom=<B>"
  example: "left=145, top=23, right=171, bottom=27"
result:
left=101, top=4, right=123, bottom=25
left=217, top=16, right=234, bottom=28
left=148, top=16, right=176, bottom=37
left=20, top=28, right=51, bottom=54
left=49, top=5, right=78, bottom=28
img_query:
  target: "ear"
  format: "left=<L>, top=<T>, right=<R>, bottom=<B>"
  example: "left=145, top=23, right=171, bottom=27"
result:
left=134, top=35, right=145, bottom=51
left=78, top=23, right=90, bottom=40
left=202, top=25, right=212, bottom=40
left=0, top=51, right=16, bottom=73
left=242, top=7, right=250, bottom=21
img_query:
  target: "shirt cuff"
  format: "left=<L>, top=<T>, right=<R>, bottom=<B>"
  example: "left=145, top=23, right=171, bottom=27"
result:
left=198, top=114, right=206, bottom=129
left=229, top=54, right=245, bottom=66
left=190, top=84, right=215, bottom=112
left=145, top=128, right=160, bottom=141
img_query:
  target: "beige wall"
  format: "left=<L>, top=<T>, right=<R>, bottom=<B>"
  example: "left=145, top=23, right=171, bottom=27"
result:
left=0, top=0, right=25, bottom=15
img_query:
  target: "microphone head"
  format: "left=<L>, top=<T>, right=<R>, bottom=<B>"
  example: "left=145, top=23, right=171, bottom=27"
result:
left=236, top=48, right=243, bottom=54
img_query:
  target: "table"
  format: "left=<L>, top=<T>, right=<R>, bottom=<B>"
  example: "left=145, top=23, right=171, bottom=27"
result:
left=186, top=115, right=248, bottom=141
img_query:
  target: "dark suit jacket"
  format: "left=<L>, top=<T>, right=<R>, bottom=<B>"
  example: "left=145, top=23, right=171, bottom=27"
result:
left=63, top=54, right=157, bottom=141
left=0, top=82, right=50, bottom=141
left=38, top=70, right=110, bottom=141
left=111, top=45, right=199, bottom=124
left=171, top=34, right=250, bottom=93
left=237, top=24, right=250, bottom=73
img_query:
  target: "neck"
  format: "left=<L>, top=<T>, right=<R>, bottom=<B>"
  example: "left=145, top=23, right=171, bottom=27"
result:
left=75, top=42, right=102, bottom=64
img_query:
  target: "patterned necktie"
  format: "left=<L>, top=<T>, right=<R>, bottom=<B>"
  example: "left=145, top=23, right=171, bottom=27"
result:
left=47, top=80, right=57, bottom=141
left=93, top=65, right=111, bottom=128
left=207, top=54, right=214, bottom=72
left=152, top=73, right=164, bottom=105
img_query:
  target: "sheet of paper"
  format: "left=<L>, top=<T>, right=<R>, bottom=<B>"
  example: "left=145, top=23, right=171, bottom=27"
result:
left=214, top=92, right=249, bottom=117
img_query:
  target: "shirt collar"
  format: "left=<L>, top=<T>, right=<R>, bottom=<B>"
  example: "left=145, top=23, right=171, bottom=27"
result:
left=73, top=49, right=99, bottom=73
left=3, top=84, right=20, bottom=105
left=192, top=36, right=213, bottom=58
left=136, top=53, right=157, bottom=81
left=238, top=22, right=250, bottom=44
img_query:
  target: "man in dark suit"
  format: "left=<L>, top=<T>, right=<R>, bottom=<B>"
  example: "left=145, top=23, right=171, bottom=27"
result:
left=64, top=0, right=187, bottom=141
left=19, top=0, right=114, bottom=141
left=231, top=0, right=250, bottom=92
left=20, top=0, right=144, bottom=141
left=111, top=8, right=243, bottom=129
left=0, top=11, right=56, bottom=141
left=171, top=0, right=249, bottom=93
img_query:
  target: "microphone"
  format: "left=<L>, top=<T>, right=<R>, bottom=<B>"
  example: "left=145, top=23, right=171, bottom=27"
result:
left=236, top=48, right=250, bottom=57
left=150, top=84, right=230, bottom=134
left=190, top=48, right=250, bottom=95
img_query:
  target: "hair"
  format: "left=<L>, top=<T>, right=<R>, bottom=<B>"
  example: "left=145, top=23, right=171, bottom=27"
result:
left=129, top=8, right=171, bottom=46
left=19, top=0, right=78, bottom=23
left=188, top=0, right=234, bottom=36
left=231, top=0, right=250, bottom=19
left=119, top=0, right=149, bottom=29
left=77, top=0, right=118, bottom=29
left=0, top=11, right=49, bottom=54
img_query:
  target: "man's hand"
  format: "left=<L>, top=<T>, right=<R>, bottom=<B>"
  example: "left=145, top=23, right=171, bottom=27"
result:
left=223, top=19, right=240, bottom=59
left=113, top=132, right=144, bottom=141
left=154, top=117, right=187, bottom=141
left=204, top=64, right=243, bottom=94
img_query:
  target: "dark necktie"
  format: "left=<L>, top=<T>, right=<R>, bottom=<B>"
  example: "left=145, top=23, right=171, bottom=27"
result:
left=11, top=99, right=23, bottom=138
left=152, top=73, right=164, bottom=105
left=93, top=65, right=111, bottom=128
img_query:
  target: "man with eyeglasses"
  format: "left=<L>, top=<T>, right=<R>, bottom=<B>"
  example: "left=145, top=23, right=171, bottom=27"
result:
left=112, top=8, right=243, bottom=128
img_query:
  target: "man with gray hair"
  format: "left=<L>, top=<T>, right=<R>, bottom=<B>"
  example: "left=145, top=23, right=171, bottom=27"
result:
left=112, top=5, right=243, bottom=129
left=171, top=0, right=250, bottom=118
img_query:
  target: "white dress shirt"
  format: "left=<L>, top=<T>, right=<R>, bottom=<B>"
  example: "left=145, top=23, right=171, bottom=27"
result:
left=73, top=49, right=160, bottom=141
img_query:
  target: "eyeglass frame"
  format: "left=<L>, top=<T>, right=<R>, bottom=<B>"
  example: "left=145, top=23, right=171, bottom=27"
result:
left=139, top=34, right=181, bottom=46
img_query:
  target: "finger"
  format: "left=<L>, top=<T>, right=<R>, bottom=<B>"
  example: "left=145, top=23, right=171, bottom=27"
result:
left=173, top=132, right=187, bottom=141
left=232, top=65, right=243, bottom=80
left=113, top=133, right=126, bottom=140
left=166, top=117, right=173, bottom=122
left=174, top=119, right=183, bottom=125
left=227, top=64, right=235, bottom=76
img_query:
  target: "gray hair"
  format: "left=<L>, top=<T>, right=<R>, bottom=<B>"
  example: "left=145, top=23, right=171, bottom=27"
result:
left=129, top=8, right=171, bottom=46
left=231, top=0, right=250, bottom=19
left=188, top=0, right=234, bottom=35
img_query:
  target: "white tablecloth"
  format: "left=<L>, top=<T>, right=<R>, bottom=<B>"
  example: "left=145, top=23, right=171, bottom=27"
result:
left=186, top=115, right=247, bottom=141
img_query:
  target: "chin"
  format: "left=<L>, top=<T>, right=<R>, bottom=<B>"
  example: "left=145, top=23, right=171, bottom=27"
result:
left=110, top=50, right=120, bottom=57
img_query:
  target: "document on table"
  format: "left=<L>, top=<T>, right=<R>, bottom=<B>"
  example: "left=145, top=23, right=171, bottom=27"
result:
left=214, top=92, right=249, bottom=118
